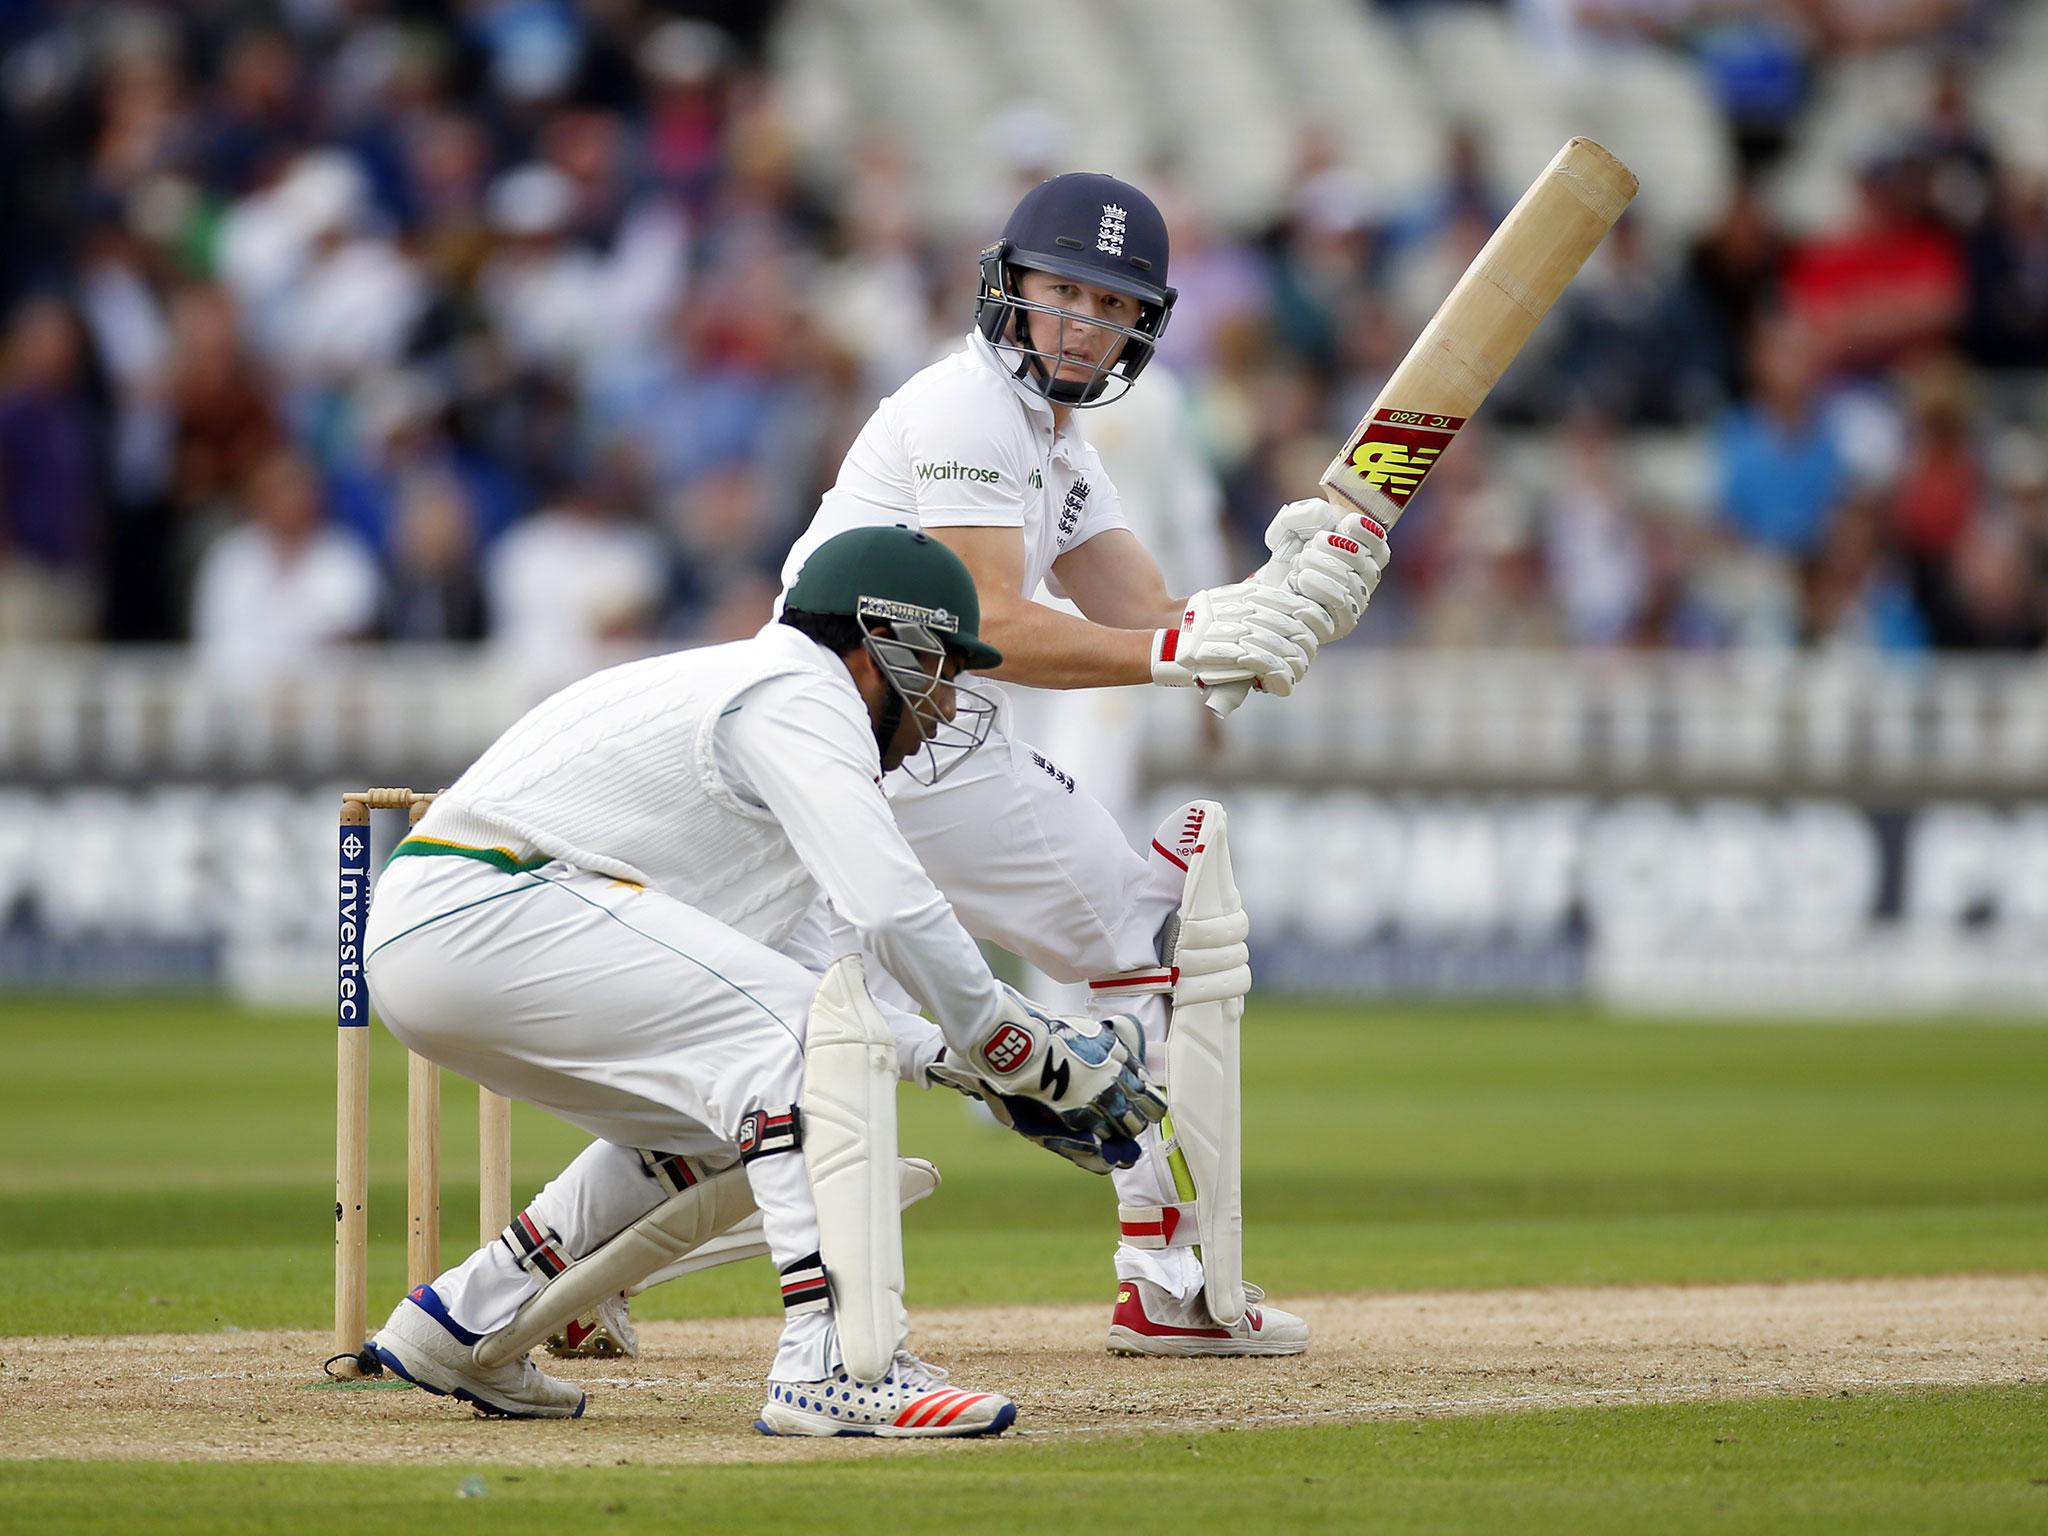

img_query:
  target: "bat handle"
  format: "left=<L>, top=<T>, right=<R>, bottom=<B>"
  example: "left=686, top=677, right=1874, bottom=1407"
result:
left=1203, top=679, right=1253, bottom=717
left=1198, top=527, right=1307, bottom=721
left=1198, top=544, right=1298, bottom=719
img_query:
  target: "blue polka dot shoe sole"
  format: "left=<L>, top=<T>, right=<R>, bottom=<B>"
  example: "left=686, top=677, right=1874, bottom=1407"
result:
left=754, top=1400, right=1017, bottom=1438
left=755, top=1379, right=1017, bottom=1438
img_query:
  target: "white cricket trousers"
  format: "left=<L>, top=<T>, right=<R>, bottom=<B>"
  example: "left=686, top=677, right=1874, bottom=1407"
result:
left=363, top=851, right=835, bottom=1379
left=888, top=695, right=1201, bottom=1300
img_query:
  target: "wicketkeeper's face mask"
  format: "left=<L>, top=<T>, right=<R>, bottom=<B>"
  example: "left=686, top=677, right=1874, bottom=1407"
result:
left=862, top=615, right=997, bottom=786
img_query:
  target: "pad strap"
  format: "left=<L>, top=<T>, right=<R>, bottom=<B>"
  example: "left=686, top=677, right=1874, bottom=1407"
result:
left=639, top=1150, right=704, bottom=1197
left=1118, top=1201, right=1201, bottom=1250
left=738, top=1106, right=802, bottom=1162
left=1088, top=966, right=1177, bottom=998
left=778, top=1250, right=831, bottom=1314
left=500, top=1210, right=571, bottom=1279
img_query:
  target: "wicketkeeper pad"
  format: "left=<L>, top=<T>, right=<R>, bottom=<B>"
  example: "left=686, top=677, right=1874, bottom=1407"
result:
left=802, top=953, right=908, bottom=1383
left=473, top=1158, right=757, bottom=1370
left=624, top=1158, right=941, bottom=1295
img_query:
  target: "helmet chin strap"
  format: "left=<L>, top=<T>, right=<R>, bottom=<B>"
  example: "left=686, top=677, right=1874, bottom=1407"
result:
left=868, top=630, right=907, bottom=761
left=1004, top=301, right=1046, bottom=391
left=872, top=686, right=904, bottom=762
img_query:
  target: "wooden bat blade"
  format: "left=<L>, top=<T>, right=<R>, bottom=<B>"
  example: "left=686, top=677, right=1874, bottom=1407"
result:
left=1202, top=137, right=1636, bottom=718
left=1318, top=136, right=1638, bottom=532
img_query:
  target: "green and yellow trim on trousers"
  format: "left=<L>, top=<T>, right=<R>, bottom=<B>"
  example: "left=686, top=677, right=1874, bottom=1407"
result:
left=388, top=836, right=554, bottom=876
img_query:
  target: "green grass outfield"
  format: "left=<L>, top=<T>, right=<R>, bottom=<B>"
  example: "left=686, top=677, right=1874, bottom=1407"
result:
left=3, top=1388, right=2043, bottom=1535
left=5, top=995, right=2045, bottom=1532
left=5, top=997, right=2045, bottom=1334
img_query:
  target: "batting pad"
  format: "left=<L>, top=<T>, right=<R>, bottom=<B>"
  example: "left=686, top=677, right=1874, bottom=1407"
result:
left=803, top=954, right=907, bottom=1383
left=1161, top=801, right=1247, bottom=1325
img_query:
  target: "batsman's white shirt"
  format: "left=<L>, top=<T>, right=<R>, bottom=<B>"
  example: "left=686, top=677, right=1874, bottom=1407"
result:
left=779, top=331, right=1132, bottom=602
left=780, top=334, right=1203, bottom=1301
left=1009, top=364, right=1232, bottom=845
left=360, top=624, right=993, bottom=1371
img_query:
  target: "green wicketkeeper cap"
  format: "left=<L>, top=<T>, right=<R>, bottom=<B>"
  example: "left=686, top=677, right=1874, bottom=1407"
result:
left=787, top=526, right=1003, bottom=671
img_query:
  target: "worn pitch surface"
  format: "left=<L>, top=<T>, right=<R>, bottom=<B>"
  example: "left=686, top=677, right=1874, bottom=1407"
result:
left=5, top=1274, right=2041, bottom=1464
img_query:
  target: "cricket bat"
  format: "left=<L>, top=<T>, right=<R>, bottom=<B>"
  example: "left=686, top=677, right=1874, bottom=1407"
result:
left=1206, top=137, right=1639, bottom=715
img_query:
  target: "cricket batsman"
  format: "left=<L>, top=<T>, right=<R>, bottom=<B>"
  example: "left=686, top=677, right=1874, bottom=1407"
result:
left=783, top=171, right=1386, bottom=1355
left=356, top=525, right=1166, bottom=1434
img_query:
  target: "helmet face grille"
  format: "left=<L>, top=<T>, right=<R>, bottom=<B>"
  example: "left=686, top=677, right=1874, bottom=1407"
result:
left=861, top=621, right=997, bottom=785
left=984, top=285, right=1165, bottom=406
left=974, top=249, right=1174, bottom=408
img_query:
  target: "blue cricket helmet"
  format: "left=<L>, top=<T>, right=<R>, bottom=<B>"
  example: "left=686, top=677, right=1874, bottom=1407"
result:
left=975, top=172, right=1177, bottom=407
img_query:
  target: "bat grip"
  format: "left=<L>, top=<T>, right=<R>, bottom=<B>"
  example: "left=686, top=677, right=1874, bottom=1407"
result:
left=1200, top=544, right=1297, bottom=718
left=1203, top=679, right=1252, bottom=717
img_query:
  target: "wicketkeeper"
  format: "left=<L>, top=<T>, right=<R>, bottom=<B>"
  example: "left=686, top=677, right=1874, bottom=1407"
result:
left=358, top=526, right=1164, bottom=1435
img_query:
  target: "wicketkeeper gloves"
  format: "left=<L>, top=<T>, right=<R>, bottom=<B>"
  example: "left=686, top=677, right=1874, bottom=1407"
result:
left=927, top=988, right=1168, bottom=1174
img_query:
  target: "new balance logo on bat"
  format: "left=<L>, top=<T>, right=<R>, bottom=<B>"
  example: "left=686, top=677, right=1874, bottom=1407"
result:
left=1347, top=439, right=1440, bottom=495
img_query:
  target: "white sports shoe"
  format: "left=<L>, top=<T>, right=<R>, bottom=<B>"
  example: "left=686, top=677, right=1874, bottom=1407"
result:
left=370, top=1285, right=587, bottom=1419
left=756, top=1351, right=1016, bottom=1438
left=544, top=1290, right=639, bottom=1360
left=1107, top=1277, right=1308, bottom=1357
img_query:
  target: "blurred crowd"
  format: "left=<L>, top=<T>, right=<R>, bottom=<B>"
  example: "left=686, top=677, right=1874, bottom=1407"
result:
left=0, top=0, right=2044, bottom=677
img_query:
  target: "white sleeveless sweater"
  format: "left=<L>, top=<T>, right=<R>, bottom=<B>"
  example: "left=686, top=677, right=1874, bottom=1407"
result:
left=415, top=627, right=859, bottom=949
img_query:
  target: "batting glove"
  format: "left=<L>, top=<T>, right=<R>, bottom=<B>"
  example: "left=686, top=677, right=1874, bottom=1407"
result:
left=1151, top=581, right=1323, bottom=696
left=1254, top=499, right=1390, bottom=646
left=1291, top=512, right=1390, bottom=644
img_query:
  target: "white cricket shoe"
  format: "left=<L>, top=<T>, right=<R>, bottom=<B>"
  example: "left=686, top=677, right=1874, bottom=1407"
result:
left=1107, top=1277, right=1308, bottom=1357
left=756, top=1351, right=1016, bottom=1438
left=544, top=1290, right=639, bottom=1359
left=369, top=1284, right=587, bottom=1419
